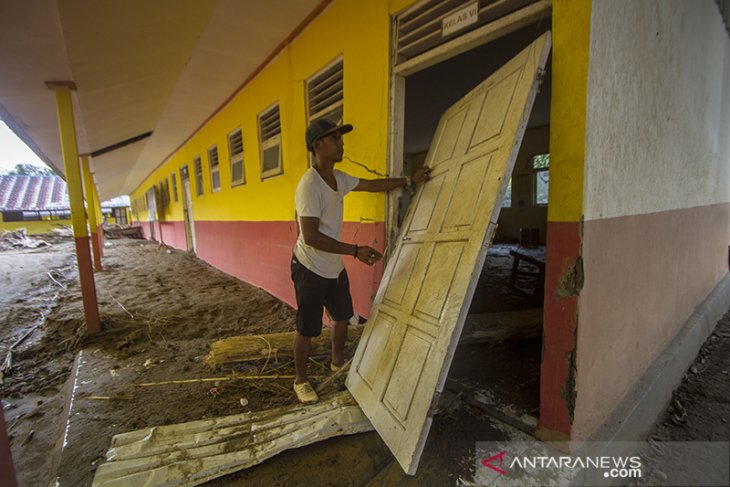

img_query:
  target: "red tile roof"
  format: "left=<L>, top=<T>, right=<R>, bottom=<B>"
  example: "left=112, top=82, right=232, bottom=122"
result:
left=0, top=175, right=129, bottom=211
left=0, top=175, right=69, bottom=211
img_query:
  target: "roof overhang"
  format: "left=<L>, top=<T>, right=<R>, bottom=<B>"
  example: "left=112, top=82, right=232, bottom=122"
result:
left=0, top=0, right=324, bottom=200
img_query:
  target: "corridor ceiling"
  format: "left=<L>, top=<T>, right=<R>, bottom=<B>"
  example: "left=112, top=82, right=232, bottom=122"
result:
left=0, top=0, right=322, bottom=200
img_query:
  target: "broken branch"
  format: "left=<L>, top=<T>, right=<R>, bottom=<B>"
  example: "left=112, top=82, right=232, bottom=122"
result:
left=132, top=374, right=322, bottom=388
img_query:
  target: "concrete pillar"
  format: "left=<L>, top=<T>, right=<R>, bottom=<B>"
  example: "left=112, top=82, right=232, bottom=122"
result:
left=90, top=174, right=105, bottom=254
left=81, top=156, right=102, bottom=271
left=47, top=81, right=101, bottom=334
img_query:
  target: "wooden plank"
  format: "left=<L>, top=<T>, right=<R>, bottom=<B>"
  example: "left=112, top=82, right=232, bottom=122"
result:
left=460, top=308, right=543, bottom=344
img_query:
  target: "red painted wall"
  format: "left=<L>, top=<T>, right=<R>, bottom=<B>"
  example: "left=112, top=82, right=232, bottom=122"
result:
left=159, top=221, right=187, bottom=250
left=194, top=220, right=385, bottom=319
left=538, top=220, right=581, bottom=440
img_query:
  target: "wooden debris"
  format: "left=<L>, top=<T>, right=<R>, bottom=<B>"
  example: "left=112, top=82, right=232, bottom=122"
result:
left=1, top=323, right=44, bottom=383
left=205, top=311, right=540, bottom=372
left=103, top=225, right=143, bottom=239
left=316, top=359, right=352, bottom=393
left=85, top=395, right=134, bottom=401
left=0, top=229, right=50, bottom=250
left=47, top=271, right=67, bottom=289
left=459, top=308, right=543, bottom=345
left=132, top=373, right=323, bottom=388
left=205, top=326, right=364, bottom=370
left=91, top=391, right=372, bottom=486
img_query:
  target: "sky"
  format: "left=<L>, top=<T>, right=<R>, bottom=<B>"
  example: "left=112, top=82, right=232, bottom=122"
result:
left=0, top=120, right=50, bottom=172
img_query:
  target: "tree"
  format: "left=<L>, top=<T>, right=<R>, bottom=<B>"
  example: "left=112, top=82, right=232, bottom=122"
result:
left=4, top=163, right=56, bottom=176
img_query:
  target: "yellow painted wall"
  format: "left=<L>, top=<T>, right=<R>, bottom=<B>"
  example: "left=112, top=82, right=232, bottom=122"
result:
left=0, top=220, right=73, bottom=235
left=132, top=0, right=414, bottom=225
left=547, top=0, right=589, bottom=223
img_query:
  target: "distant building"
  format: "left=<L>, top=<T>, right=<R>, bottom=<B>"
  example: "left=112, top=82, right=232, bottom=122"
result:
left=0, top=175, right=130, bottom=233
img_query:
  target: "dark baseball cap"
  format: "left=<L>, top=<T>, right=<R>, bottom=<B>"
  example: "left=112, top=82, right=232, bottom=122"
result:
left=305, top=119, right=353, bottom=152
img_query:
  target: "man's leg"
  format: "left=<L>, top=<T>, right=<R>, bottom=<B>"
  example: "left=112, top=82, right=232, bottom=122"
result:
left=294, top=331, right=312, bottom=385
left=331, top=320, right=348, bottom=367
left=326, top=270, right=353, bottom=370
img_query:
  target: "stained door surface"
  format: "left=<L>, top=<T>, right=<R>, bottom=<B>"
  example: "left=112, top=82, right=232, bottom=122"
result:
left=181, top=178, right=196, bottom=252
left=346, top=32, right=551, bottom=475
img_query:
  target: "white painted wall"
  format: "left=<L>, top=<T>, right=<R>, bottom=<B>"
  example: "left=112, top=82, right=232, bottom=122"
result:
left=583, top=0, right=730, bottom=220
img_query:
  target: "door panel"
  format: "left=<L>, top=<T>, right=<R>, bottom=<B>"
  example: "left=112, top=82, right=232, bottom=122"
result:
left=181, top=178, right=196, bottom=252
left=346, top=32, right=551, bottom=475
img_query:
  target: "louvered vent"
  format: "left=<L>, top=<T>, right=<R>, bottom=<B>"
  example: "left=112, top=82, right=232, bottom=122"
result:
left=194, top=156, right=204, bottom=196
left=307, top=59, right=343, bottom=124
left=228, top=129, right=245, bottom=185
left=208, top=146, right=221, bottom=191
left=395, top=0, right=536, bottom=64
left=171, top=173, right=178, bottom=202
left=259, top=104, right=283, bottom=179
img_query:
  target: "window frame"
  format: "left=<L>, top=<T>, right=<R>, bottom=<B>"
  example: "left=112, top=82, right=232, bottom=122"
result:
left=208, top=145, right=221, bottom=192
left=501, top=177, right=512, bottom=208
left=171, top=173, right=178, bottom=202
left=306, top=57, right=344, bottom=165
left=228, top=128, right=245, bottom=187
left=258, top=102, right=283, bottom=180
left=306, top=56, right=344, bottom=124
left=194, top=156, right=204, bottom=196
left=532, top=153, right=550, bottom=207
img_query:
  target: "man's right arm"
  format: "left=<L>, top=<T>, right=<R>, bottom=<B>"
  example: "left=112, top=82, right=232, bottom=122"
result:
left=300, top=216, right=382, bottom=266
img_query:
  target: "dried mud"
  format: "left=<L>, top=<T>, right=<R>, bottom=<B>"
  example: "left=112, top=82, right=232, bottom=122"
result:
left=1, top=237, right=727, bottom=487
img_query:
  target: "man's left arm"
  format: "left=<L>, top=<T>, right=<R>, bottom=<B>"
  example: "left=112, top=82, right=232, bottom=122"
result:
left=354, top=166, right=431, bottom=193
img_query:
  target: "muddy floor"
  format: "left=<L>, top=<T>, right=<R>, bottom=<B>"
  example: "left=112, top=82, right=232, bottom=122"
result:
left=0, top=235, right=728, bottom=486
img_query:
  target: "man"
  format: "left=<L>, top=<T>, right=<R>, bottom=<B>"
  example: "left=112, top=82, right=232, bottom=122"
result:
left=291, top=118, right=430, bottom=403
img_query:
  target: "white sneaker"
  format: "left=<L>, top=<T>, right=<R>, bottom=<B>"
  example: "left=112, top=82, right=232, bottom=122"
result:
left=293, top=381, right=318, bottom=403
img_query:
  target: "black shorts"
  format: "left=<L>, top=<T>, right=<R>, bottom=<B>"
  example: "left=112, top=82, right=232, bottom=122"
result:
left=291, top=255, right=354, bottom=337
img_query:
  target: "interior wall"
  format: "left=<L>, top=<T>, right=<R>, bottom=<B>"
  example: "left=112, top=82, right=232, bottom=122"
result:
left=495, top=125, right=549, bottom=243
left=574, top=0, right=730, bottom=441
left=403, top=22, right=552, bottom=155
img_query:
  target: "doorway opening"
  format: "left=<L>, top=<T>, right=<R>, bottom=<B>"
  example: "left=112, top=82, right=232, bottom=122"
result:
left=179, top=165, right=196, bottom=253
left=396, top=20, right=552, bottom=433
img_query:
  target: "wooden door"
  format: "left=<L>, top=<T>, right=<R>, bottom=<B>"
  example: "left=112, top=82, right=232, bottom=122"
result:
left=346, top=32, right=551, bottom=475
left=181, top=177, right=196, bottom=252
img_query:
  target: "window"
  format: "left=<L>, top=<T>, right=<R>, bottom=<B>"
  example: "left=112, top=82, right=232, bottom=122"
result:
left=258, top=103, right=283, bottom=179
left=502, top=178, right=512, bottom=208
left=228, top=128, right=244, bottom=186
left=164, top=178, right=170, bottom=206
left=171, top=173, right=178, bottom=202
left=533, top=153, right=550, bottom=206
left=145, top=187, right=156, bottom=214
left=2, top=211, right=23, bottom=222
left=158, top=182, right=166, bottom=209
left=208, top=145, right=221, bottom=192
left=306, top=58, right=343, bottom=126
left=194, top=156, right=204, bottom=196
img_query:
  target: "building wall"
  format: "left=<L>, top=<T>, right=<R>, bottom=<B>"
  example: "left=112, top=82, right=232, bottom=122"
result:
left=0, top=219, right=73, bottom=235
left=574, top=0, right=730, bottom=440
left=129, top=0, right=409, bottom=318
